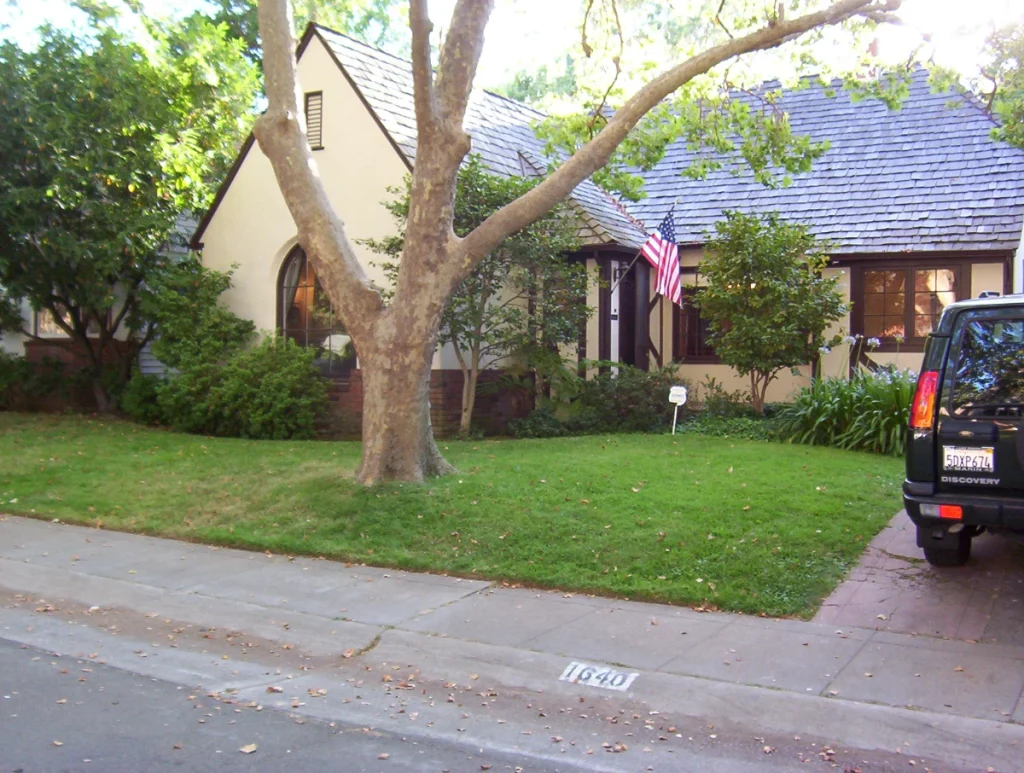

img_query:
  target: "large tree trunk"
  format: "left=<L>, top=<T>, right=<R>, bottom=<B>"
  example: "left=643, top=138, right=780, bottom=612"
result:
left=355, top=304, right=456, bottom=485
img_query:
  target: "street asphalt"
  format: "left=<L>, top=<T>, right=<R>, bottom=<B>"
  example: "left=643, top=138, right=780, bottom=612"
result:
left=1, top=513, right=1022, bottom=772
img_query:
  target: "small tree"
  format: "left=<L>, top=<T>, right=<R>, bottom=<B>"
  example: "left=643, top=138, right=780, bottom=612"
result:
left=369, top=156, right=587, bottom=435
left=697, top=211, right=847, bottom=414
left=0, top=22, right=257, bottom=411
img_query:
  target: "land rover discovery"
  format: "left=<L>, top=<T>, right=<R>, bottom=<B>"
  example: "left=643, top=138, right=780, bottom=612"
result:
left=904, top=293, right=1024, bottom=566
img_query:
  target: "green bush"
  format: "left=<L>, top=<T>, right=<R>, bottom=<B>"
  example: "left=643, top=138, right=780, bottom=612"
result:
left=507, top=408, right=566, bottom=439
left=158, top=336, right=329, bottom=440
left=777, top=367, right=915, bottom=456
left=0, top=351, right=29, bottom=409
left=0, top=351, right=74, bottom=409
left=567, top=365, right=682, bottom=434
left=697, top=376, right=754, bottom=418
left=119, top=370, right=166, bottom=425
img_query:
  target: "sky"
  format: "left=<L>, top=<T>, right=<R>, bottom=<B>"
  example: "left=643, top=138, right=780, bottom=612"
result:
left=1, top=0, right=1022, bottom=88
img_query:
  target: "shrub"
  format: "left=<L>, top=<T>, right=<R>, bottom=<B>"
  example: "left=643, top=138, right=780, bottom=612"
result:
left=567, top=365, right=682, bottom=434
left=697, top=376, right=753, bottom=418
left=507, top=408, right=566, bottom=439
left=777, top=367, right=916, bottom=455
left=0, top=351, right=73, bottom=410
left=0, top=351, right=30, bottom=409
left=119, top=370, right=166, bottom=425
left=158, top=336, right=329, bottom=440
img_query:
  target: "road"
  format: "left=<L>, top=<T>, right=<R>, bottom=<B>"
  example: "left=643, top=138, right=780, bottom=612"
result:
left=0, top=638, right=593, bottom=773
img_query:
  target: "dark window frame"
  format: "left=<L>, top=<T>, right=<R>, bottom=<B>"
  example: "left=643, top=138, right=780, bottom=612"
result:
left=851, top=261, right=969, bottom=352
left=672, top=282, right=720, bottom=363
left=304, top=91, right=324, bottom=151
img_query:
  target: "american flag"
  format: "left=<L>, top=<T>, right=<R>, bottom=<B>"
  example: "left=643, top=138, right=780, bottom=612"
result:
left=641, top=212, right=682, bottom=306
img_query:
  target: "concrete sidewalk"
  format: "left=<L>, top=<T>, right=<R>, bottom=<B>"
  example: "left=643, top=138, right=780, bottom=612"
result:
left=2, top=513, right=1023, bottom=771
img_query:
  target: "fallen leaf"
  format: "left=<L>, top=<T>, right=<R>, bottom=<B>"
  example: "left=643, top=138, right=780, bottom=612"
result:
left=52, top=740, right=63, bottom=747
left=266, top=686, right=283, bottom=693
left=378, top=753, right=389, bottom=760
left=239, top=744, right=258, bottom=754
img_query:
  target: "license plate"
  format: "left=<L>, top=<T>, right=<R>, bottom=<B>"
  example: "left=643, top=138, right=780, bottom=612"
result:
left=943, top=446, right=994, bottom=473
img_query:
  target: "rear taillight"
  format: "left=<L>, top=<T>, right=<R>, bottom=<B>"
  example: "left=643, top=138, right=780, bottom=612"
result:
left=910, top=370, right=939, bottom=429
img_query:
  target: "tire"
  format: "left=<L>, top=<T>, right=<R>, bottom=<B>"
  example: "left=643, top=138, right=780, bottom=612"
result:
left=922, top=530, right=972, bottom=567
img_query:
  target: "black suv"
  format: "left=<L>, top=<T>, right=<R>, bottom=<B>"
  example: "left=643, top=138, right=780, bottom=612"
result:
left=904, top=293, right=1024, bottom=566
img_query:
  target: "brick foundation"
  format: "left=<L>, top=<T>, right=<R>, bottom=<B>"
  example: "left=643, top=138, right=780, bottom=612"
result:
left=323, top=369, right=532, bottom=438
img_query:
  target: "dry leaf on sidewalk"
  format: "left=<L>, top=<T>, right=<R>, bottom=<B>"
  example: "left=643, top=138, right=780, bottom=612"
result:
left=239, top=744, right=257, bottom=754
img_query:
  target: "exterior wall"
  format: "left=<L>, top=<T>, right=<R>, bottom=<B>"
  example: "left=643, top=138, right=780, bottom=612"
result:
left=1, top=300, right=31, bottom=355
left=972, top=263, right=1004, bottom=298
left=196, top=35, right=416, bottom=354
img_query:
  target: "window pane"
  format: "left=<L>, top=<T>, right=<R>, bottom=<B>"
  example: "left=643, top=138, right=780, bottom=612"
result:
left=881, top=316, right=905, bottom=338
left=884, top=271, right=905, bottom=293
left=36, top=308, right=70, bottom=337
left=864, top=316, right=885, bottom=338
left=864, top=271, right=886, bottom=293
left=884, top=294, right=904, bottom=316
left=864, top=293, right=884, bottom=316
left=912, top=268, right=956, bottom=339
left=951, top=319, right=1024, bottom=415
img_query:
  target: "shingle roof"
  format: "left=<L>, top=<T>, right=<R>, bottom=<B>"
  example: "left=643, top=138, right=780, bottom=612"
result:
left=628, top=68, right=1024, bottom=254
left=318, top=27, right=649, bottom=249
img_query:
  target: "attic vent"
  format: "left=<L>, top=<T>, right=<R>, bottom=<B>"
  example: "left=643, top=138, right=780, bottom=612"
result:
left=304, top=91, right=323, bottom=150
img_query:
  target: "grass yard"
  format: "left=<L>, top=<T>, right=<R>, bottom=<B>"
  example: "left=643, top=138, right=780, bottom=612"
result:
left=0, top=413, right=904, bottom=617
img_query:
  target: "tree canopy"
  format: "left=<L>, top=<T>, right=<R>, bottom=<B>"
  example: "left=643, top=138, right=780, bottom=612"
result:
left=0, top=20, right=258, bottom=409
left=981, top=22, right=1024, bottom=149
left=204, top=0, right=409, bottom=65
left=697, top=211, right=848, bottom=414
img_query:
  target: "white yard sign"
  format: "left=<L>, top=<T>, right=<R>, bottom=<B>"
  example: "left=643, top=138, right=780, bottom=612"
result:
left=559, top=661, right=639, bottom=692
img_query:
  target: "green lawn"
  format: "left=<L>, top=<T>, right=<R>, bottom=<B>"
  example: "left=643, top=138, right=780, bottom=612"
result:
left=0, top=413, right=904, bottom=617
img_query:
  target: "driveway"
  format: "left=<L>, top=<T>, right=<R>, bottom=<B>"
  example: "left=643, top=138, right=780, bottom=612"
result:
left=815, top=512, right=1024, bottom=646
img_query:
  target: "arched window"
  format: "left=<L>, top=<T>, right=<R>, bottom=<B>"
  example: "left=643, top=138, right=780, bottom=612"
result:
left=277, top=246, right=355, bottom=374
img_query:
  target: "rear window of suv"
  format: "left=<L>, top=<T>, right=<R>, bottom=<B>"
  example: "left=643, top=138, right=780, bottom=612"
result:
left=950, top=317, right=1024, bottom=417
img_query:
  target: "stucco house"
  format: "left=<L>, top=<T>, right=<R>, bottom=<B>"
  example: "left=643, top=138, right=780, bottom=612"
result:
left=188, top=25, right=1024, bottom=431
left=7, top=24, right=1024, bottom=429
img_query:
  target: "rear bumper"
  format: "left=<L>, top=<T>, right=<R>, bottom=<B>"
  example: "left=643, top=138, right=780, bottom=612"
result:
left=903, top=480, right=1024, bottom=533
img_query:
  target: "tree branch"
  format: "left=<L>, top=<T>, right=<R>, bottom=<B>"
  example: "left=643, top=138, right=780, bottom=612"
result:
left=455, top=0, right=901, bottom=282
left=434, top=0, right=493, bottom=133
left=409, top=0, right=437, bottom=130
left=254, top=0, right=383, bottom=338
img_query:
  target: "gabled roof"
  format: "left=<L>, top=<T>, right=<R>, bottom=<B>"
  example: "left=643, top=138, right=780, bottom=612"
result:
left=196, top=28, right=1024, bottom=258
left=316, top=27, right=648, bottom=249
left=629, top=68, right=1024, bottom=254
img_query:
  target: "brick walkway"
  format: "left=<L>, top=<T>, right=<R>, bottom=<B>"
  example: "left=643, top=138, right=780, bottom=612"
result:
left=815, top=513, right=1024, bottom=646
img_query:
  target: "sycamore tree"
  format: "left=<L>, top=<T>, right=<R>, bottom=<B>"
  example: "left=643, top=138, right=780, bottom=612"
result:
left=252, top=0, right=903, bottom=484
left=697, top=211, right=847, bottom=414
left=0, top=20, right=257, bottom=411
left=368, top=155, right=586, bottom=436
